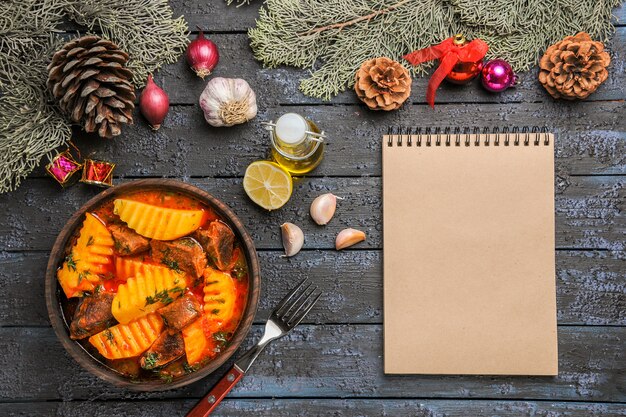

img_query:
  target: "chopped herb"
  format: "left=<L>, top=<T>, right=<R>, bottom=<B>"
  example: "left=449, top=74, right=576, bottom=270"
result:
left=210, top=308, right=220, bottom=315
left=104, top=329, right=114, bottom=344
left=86, top=236, right=95, bottom=246
left=209, top=297, right=226, bottom=304
left=143, top=352, right=159, bottom=369
left=183, top=363, right=198, bottom=374
left=213, top=331, right=231, bottom=347
left=160, top=258, right=181, bottom=273
left=114, top=240, right=131, bottom=255
left=118, top=301, right=121, bottom=309
left=159, top=373, right=174, bottom=383
left=205, top=280, right=219, bottom=286
left=145, top=287, right=183, bottom=306
left=65, top=252, right=78, bottom=272
left=100, top=272, right=115, bottom=281
left=94, top=285, right=104, bottom=294
left=232, top=265, right=248, bottom=280
left=77, top=270, right=91, bottom=284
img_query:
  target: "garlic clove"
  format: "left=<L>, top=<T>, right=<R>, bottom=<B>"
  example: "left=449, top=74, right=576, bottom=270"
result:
left=335, top=228, right=366, bottom=250
left=310, top=193, right=339, bottom=225
left=281, top=222, right=304, bottom=257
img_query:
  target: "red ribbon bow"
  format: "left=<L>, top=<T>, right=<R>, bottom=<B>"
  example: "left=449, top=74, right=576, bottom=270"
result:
left=403, top=36, right=488, bottom=108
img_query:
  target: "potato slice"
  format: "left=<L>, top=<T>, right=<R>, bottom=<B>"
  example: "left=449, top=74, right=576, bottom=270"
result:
left=112, top=267, right=186, bottom=324
left=57, top=213, right=114, bottom=298
left=89, top=313, right=163, bottom=359
left=113, top=198, right=203, bottom=240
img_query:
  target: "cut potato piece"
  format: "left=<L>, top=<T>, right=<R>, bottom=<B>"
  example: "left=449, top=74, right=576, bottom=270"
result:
left=113, top=198, right=203, bottom=240
left=182, top=317, right=218, bottom=365
left=115, top=257, right=171, bottom=281
left=203, top=267, right=237, bottom=323
left=112, top=267, right=186, bottom=324
left=89, top=313, right=163, bottom=359
left=57, top=213, right=115, bottom=298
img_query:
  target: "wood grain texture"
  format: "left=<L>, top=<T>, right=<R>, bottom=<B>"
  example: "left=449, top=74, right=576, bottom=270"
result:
left=2, top=1, right=624, bottom=412
left=2, top=399, right=626, bottom=417
left=0, top=326, right=622, bottom=402
left=0, top=176, right=622, bottom=252
left=24, top=100, right=626, bottom=179
left=2, top=250, right=623, bottom=327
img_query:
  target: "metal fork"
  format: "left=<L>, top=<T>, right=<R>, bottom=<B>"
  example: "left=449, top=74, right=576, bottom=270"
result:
left=187, top=279, right=321, bottom=417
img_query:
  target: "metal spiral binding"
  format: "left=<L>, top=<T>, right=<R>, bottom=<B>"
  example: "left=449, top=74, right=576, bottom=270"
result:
left=386, top=126, right=550, bottom=147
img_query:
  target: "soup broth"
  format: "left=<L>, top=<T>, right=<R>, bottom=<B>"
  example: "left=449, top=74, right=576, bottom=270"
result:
left=57, top=190, right=249, bottom=383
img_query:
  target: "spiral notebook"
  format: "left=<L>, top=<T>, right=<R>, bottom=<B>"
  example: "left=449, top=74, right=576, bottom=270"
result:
left=383, top=127, right=558, bottom=375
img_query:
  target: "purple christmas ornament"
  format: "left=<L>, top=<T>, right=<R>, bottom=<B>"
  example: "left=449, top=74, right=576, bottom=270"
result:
left=481, top=59, right=518, bottom=92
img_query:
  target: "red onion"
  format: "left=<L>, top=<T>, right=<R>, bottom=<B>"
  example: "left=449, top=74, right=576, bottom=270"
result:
left=186, top=31, right=219, bottom=79
left=139, top=75, right=169, bottom=130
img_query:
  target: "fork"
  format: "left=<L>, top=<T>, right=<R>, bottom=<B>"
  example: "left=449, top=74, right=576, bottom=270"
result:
left=186, top=279, right=321, bottom=417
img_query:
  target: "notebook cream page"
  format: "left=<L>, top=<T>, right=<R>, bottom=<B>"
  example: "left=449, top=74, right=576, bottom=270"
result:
left=383, top=131, right=557, bottom=375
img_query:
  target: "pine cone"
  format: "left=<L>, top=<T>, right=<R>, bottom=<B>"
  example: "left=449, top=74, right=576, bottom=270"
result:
left=355, top=57, right=411, bottom=111
left=47, top=36, right=135, bottom=138
left=538, top=32, right=610, bottom=100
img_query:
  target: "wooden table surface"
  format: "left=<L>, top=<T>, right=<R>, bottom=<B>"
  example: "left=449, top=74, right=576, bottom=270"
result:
left=1, top=2, right=624, bottom=416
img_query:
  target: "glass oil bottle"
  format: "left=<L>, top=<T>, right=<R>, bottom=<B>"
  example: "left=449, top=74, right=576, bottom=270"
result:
left=264, top=113, right=326, bottom=175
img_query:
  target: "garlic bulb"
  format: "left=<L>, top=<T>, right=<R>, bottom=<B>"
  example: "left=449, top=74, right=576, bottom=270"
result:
left=281, top=223, right=304, bottom=257
left=310, top=193, right=340, bottom=225
left=199, top=77, right=257, bottom=127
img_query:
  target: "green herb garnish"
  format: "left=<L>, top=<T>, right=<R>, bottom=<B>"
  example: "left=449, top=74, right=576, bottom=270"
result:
left=183, top=363, right=198, bottom=374
left=65, top=252, right=78, bottom=272
left=77, top=270, right=90, bottom=284
left=143, top=352, right=159, bottom=369
left=213, top=331, right=230, bottom=346
left=104, top=329, right=114, bottom=344
left=160, top=258, right=181, bottom=273
left=86, top=236, right=95, bottom=246
left=145, top=287, right=184, bottom=306
left=159, top=374, right=173, bottom=383
left=210, top=308, right=220, bottom=315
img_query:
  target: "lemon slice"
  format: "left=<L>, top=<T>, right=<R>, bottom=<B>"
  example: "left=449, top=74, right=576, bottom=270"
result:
left=243, top=161, right=293, bottom=210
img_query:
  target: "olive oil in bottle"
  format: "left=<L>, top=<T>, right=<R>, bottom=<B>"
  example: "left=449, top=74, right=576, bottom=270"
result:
left=265, top=113, right=325, bottom=175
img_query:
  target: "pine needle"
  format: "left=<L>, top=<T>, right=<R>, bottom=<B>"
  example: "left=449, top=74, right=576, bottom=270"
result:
left=0, top=0, right=189, bottom=193
left=247, top=0, right=622, bottom=100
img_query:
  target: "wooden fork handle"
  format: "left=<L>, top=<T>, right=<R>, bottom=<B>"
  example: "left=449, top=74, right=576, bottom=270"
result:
left=186, top=366, right=244, bottom=417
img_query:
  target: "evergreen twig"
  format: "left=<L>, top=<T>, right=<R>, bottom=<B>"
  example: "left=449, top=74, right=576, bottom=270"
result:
left=0, top=0, right=189, bottom=193
left=247, top=0, right=621, bottom=101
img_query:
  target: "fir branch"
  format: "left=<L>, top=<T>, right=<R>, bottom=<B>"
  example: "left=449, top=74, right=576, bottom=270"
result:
left=0, top=0, right=189, bottom=193
left=299, top=0, right=412, bottom=36
left=248, top=0, right=621, bottom=101
left=0, top=0, right=72, bottom=193
left=65, top=0, right=189, bottom=87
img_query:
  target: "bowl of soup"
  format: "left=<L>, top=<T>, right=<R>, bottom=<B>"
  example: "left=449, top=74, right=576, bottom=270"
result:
left=45, top=179, right=260, bottom=391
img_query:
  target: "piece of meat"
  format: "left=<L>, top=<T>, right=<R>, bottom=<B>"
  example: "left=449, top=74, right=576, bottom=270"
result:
left=69, top=292, right=116, bottom=339
left=108, top=224, right=150, bottom=256
left=151, top=237, right=207, bottom=278
left=140, top=331, right=185, bottom=370
left=193, top=220, right=235, bottom=271
left=158, top=294, right=202, bottom=332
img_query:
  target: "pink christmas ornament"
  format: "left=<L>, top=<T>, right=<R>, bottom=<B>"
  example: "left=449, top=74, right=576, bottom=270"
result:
left=481, top=59, right=518, bottom=92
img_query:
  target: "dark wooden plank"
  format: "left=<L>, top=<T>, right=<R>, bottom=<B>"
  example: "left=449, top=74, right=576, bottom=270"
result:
left=0, top=176, right=622, bottom=252
left=0, top=326, right=622, bottom=401
left=2, top=250, right=623, bottom=327
left=2, top=399, right=625, bottom=417
left=615, top=4, right=626, bottom=24
left=27, top=100, right=625, bottom=180
left=153, top=29, right=626, bottom=106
